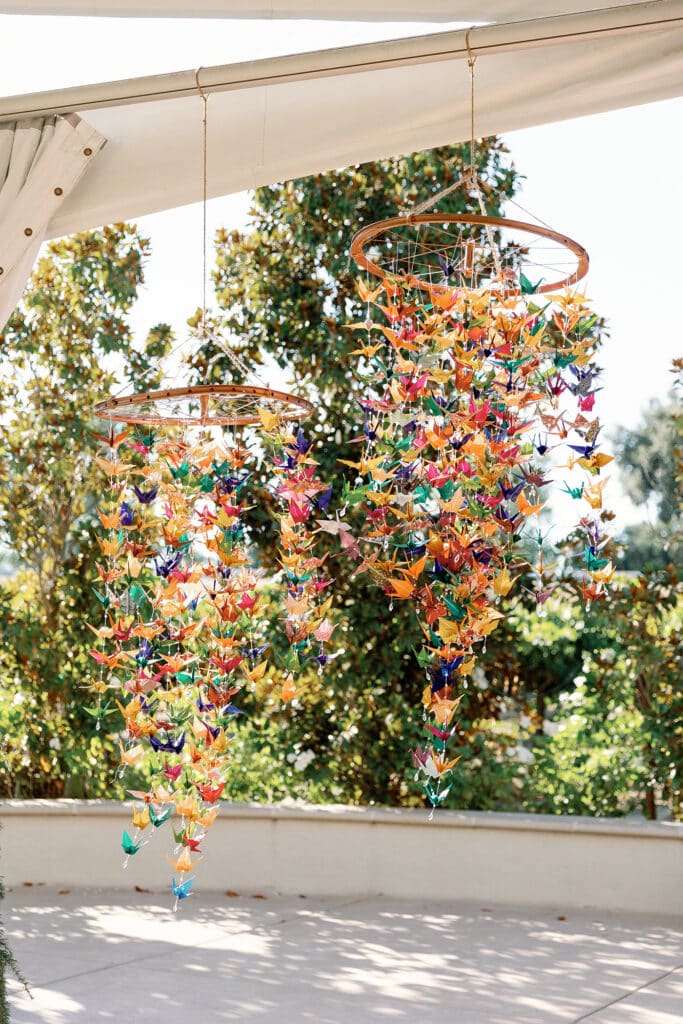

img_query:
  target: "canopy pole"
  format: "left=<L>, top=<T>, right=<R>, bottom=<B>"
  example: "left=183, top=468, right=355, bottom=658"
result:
left=0, top=0, right=680, bottom=122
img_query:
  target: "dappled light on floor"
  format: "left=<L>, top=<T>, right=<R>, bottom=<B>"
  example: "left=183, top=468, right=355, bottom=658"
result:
left=5, top=888, right=682, bottom=1023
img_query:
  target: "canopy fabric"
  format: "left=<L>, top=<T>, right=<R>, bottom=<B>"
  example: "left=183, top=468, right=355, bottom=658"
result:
left=0, top=114, right=105, bottom=329
left=0, top=1, right=680, bottom=247
left=0, top=0, right=645, bottom=20
left=0, top=1, right=671, bottom=240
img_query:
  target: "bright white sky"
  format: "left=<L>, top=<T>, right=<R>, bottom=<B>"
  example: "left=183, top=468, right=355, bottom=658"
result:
left=1, top=13, right=681, bottom=531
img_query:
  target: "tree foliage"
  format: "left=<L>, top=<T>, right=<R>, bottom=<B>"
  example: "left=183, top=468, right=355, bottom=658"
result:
left=613, top=387, right=682, bottom=570
left=0, top=151, right=679, bottom=821
left=0, top=225, right=172, bottom=797
left=527, top=569, right=682, bottom=818
left=615, top=396, right=679, bottom=523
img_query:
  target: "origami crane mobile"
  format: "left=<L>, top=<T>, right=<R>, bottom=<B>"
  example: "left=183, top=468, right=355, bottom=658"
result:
left=90, top=380, right=334, bottom=904
left=87, top=74, right=341, bottom=903
left=88, top=75, right=612, bottom=886
left=342, top=210, right=613, bottom=810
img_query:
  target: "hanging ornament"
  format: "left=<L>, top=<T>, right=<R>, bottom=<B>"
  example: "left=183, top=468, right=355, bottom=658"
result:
left=343, top=35, right=612, bottom=810
left=258, top=410, right=337, bottom=701
left=88, top=72, right=334, bottom=906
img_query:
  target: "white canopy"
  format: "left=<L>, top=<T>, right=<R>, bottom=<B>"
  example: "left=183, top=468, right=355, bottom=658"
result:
left=0, top=0, right=647, bottom=19
left=0, top=0, right=681, bottom=334
left=0, top=1, right=680, bottom=244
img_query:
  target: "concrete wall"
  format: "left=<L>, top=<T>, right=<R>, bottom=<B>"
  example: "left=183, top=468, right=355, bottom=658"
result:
left=1, top=800, right=680, bottom=914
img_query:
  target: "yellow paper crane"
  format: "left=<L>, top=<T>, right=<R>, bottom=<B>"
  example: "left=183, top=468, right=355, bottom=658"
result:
left=168, top=848, right=200, bottom=873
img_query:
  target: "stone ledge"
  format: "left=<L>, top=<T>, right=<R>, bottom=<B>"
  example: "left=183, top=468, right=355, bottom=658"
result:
left=1, top=799, right=681, bottom=913
left=1, top=798, right=680, bottom=839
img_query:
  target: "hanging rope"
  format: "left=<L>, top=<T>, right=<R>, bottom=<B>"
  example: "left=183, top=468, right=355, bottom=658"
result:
left=404, top=28, right=502, bottom=279
left=403, top=29, right=499, bottom=276
left=195, top=68, right=208, bottom=332
left=464, top=30, right=503, bottom=279
left=193, top=68, right=269, bottom=390
left=406, top=29, right=478, bottom=217
left=466, top=28, right=477, bottom=186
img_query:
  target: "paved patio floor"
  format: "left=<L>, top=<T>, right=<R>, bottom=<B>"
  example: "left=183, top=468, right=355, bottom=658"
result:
left=4, top=886, right=682, bottom=1023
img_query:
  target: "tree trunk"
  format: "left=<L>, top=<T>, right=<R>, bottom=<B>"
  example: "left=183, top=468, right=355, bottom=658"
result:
left=635, top=675, right=657, bottom=821
left=535, top=690, right=545, bottom=736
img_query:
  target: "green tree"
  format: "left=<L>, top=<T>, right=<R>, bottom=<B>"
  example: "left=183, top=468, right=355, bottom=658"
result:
left=614, top=392, right=682, bottom=571
left=0, top=225, right=171, bottom=798
left=483, top=582, right=583, bottom=733
left=516, top=364, right=683, bottom=819
left=2, top=149, right=674, bottom=823
left=531, top=569, right=682, bottom=819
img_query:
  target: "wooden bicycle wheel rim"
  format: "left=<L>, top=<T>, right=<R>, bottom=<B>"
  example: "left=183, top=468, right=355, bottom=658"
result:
left=350, top=213, right=589, bottom=295
left=94, top=384, right=314, bottom=426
